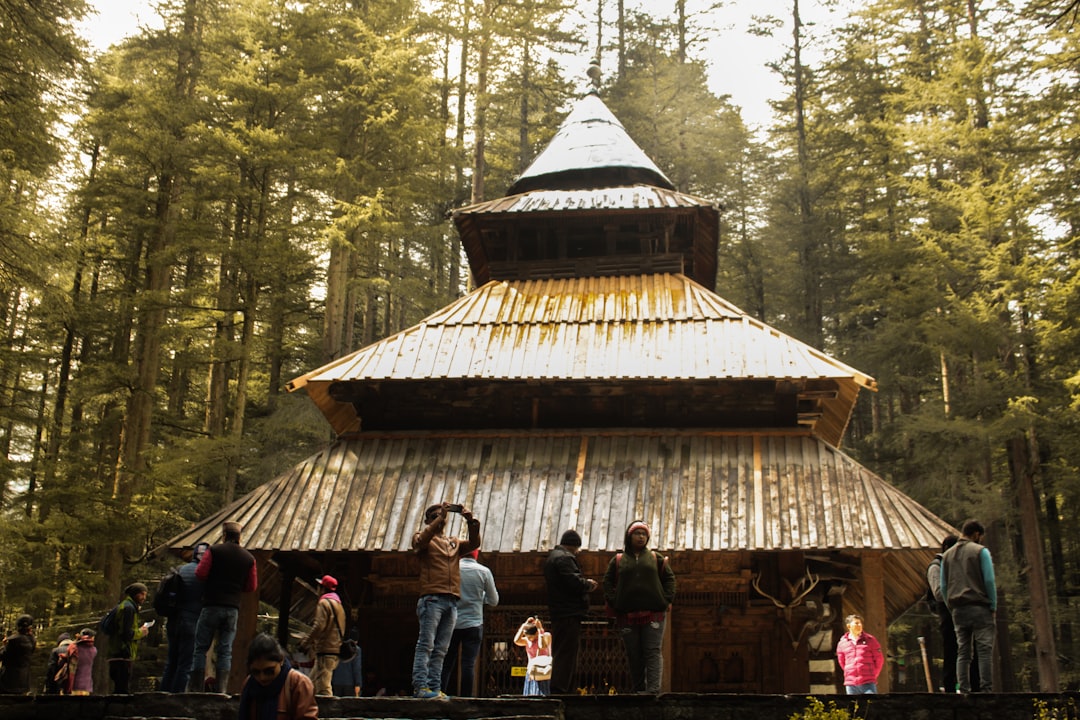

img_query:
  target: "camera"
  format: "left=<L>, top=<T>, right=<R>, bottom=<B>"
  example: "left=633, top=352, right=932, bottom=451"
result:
left=524, top=625, right=538, bottom=635
left=445, top=503, right=464, bottom=513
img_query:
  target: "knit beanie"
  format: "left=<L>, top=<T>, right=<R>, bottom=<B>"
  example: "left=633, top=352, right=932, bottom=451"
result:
left=626, top=521, right=651, bottom=539
left=560, top=529, right=583, bottom=547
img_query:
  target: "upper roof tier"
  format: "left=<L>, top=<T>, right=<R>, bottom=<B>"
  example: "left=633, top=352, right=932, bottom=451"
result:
left=454, top=93, right=719, bottom=288
left=506, top=92, right=676, bottom=194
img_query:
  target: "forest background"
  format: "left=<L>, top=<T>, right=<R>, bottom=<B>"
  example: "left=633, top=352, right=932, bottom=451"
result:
left=2, top=0, right=1079, bottom=693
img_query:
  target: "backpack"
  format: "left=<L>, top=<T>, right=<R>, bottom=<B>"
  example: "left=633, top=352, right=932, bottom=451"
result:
left=924, top=556, right=942, bottom=612
left=99, top=604, right=119, bottom=635
left=152, top=567, right=183, bottom=618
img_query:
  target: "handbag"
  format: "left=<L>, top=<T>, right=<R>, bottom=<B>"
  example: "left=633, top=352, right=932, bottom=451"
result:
left=329, top=599, right=357, bottom=662
left=526, top=653, right=553, bottom=682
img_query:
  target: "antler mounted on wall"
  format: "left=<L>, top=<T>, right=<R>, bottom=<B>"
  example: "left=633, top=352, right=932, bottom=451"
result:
left=751, top=568, right=826, bottom=650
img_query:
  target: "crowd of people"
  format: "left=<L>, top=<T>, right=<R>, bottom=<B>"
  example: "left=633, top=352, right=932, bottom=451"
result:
left=5, top=510, right=996, bottom=708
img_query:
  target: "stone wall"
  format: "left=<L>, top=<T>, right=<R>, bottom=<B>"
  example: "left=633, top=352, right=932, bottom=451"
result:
left=0, top=691, right=1076, bottom=720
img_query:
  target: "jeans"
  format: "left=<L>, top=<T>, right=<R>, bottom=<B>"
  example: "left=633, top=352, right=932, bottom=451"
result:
left=846, top=682, right=877, bottom=694
left=441, top=625, right=483, bottom=695
left=618, top=618, right=665, bottom=693
left=161, top=612, right=198, bottom=692
left=191, top=605, right=238, bottom=682
left=550, top=616, right=583, bottom=694
left=953, top=604, right=994, bottom=692
left=412, top=594, right=457, bottom=693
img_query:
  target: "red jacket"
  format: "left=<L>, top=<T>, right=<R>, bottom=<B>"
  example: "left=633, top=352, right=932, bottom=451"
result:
left=835, top=631, right=884, bottom=686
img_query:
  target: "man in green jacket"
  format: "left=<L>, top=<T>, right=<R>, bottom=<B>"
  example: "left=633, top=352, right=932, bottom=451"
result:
left=107, top=583, right=150, bottom=694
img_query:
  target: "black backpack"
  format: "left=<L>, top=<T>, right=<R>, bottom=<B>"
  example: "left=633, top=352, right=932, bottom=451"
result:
left=152, top=567, right=183, bottom=618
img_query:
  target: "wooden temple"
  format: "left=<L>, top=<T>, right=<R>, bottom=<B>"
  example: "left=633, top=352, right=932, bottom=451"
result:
left=163, top=90, right=954, bottom=696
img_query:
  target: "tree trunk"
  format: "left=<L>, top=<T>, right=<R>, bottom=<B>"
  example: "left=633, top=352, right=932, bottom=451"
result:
left=1007, top=432, right=1060, bottom=690
left=791, top=0, right=822, bottom=347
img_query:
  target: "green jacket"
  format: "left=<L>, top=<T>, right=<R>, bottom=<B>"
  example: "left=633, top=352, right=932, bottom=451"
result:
left=603, top=549, right=676, bottom=613
left=106, top=598, right=141, bottom=660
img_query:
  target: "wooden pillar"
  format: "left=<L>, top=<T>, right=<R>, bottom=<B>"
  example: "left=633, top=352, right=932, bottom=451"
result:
left=278, top=568, right=295, bottom=651
left=227, top=589, right=260, bottom=693
left=861, top=551, right=889, bottom=693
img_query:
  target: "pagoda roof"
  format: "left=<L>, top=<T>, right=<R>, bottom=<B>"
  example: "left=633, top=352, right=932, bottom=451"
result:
left=506, top=92, right=675, bottom=194
left=287, top=274, right=875, bottom=447
left=160, top=429, right=951, bottom=623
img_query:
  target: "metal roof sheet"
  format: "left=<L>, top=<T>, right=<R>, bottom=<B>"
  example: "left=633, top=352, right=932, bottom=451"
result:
left=506, top=93, right=675, bottom=194
left=162, top=430, right=951, bottom=621
left=454, top=186, right=716, bottom=216
left=289, top=275, right=872, bottom=387
left=165, top=431, right=948, bottom=554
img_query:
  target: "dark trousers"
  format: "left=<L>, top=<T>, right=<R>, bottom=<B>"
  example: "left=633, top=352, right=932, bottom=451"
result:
left=161, top=613, right=197, bottom=692
left=109, top=659, right=133, bottom=694
left=549, top=616, right=583, bottom=695
left=939, top=607, right=980, bottom=692
left=441, top=625, right=483, bottom=696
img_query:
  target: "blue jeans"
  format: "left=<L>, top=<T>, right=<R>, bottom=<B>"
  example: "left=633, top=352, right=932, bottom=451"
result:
left=191, top=605, right=238, bottom=681
left=846, top=682, right=877, bottom=694
left=161, top=612, right=198, bottom=692
left=953, top=604, right=994, bottom=692
left=412, top=594, right=457, bottom=693
left=618, top=618, right=665, bottom=693
left=441, top=625, right=483, bottom=695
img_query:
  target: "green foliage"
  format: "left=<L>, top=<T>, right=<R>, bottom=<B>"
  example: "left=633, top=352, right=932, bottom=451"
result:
left=788, top=697, right=860, bottom=720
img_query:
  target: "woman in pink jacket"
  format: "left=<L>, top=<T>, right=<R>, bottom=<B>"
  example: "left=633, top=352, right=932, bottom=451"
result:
left=835, top=614, right=884, bottom=694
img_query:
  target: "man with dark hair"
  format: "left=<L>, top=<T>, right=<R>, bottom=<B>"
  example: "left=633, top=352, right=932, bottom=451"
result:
left=187, top=521, right=257, bottom=692
left=940, top=519, right=996, bottom=693
left=442, top=547, right=499, bottom=696
left=410, top=502, right=481, bottom=699
left=161, top=542, right=208, bottom=692
left=0, top=614, right=36, bottom=694
left=544, top=529, right=597, bottom=694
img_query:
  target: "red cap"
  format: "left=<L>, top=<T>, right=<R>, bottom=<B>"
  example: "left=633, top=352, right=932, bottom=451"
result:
left=317, top=575, right=338, bottom=590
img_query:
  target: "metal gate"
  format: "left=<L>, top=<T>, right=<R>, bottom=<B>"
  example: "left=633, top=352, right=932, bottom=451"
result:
left=478, top=607, right=629, bottom=696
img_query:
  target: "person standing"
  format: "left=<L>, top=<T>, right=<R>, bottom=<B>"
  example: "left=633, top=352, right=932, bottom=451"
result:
left=331, top=628, right=363, bottom=697
left=927, top=534, right=978, bottom=693
left=162, top=541, right=208, bottom=692
left=410, top=502, right=480, bottom=699
left=64, top=628, right=98, bottom=695
left=940, top=518, right=997, bottom=693
left=513, top=616, right=551, bottom=696
left=0, top=614, right=36, bottom=695
left=43, top=632, right=72, bottom=694
left=544, top=529, right=596, bottom=694
left=835, top=614, right=884, bottom=694
left=441, top=547, right=499, bottom=696
left=188, top=520, right=258, bottom=693
left=603, top=520, right=675, bottom=694
left=107, top=584, right=151, bottom=694
left=300, top=575, right=345, bottom=696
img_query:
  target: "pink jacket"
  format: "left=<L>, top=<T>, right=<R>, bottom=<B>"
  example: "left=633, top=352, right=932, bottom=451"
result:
left=835, top=631, right=883, bottom=686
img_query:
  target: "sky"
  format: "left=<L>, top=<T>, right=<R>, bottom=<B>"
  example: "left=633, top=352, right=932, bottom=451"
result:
left=78, top=0, right=847, bottom=130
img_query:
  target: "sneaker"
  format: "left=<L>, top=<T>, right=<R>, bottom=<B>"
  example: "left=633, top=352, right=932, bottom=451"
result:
left=436, top=691, right=449, bottom=699
left=414, top=688, right=440, bottom=699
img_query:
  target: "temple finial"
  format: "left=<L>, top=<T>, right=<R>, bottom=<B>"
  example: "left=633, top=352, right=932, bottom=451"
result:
left=586, top=59, right=602, bottom=91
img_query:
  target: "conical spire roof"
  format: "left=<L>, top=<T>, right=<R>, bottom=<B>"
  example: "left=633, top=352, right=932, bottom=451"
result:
left=506, top=92, right=675, bottom=194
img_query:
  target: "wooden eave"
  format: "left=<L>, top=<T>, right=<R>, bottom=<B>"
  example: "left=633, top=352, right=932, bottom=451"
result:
left=158, top=430, right=950, bottom=623
left=287, top=274, right=875, bottom=448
